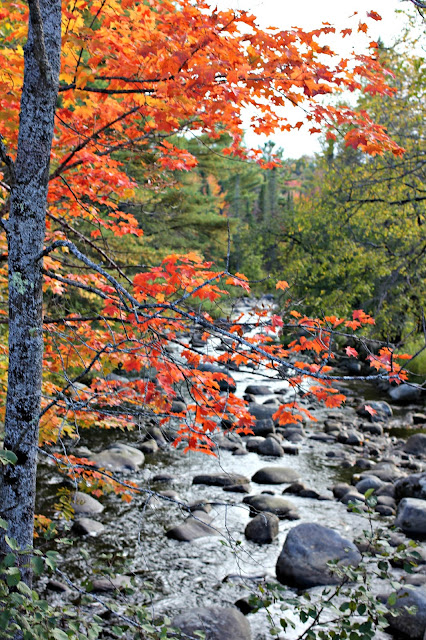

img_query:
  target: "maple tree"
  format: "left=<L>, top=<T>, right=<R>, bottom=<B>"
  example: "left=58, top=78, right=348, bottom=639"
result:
left=0, top=0, right=412, bottom=608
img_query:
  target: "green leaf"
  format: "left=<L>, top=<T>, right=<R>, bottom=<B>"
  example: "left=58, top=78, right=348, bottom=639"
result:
left=52, top=629, right=69, bottom=640
left=387, top=592, right=397, bottom=606
left=31, top=556, right=44, bottom=576
left=0, top=450, right=17, bottom=466
left=0, top=518, right=8, bottom=530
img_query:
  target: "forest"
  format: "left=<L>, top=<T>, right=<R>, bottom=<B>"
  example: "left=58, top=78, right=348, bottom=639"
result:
left=0, top=0, right=425, bottom=638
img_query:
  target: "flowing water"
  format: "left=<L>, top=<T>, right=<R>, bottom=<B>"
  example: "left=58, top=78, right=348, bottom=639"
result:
left=37, top=298, right=425, bottom=639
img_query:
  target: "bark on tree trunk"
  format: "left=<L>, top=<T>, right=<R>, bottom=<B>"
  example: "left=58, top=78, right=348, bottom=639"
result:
left=0, top=0, right=61, bottom=586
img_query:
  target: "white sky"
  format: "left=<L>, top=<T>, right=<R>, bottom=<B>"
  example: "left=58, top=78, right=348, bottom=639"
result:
left=211, top=0, right=412, bottom=157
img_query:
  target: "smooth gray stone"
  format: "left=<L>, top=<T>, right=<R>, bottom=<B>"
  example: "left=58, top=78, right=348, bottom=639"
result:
left=172, top=607, right=252, bottom=640
left=276, top=523, right=361, bottom=588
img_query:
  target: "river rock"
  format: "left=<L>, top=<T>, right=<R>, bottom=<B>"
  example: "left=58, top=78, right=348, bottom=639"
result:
left=245, top=385, right=273, bottom=395
left=395, top=498, right=426, bottom=535
left=340, top=490, right=365, bottom=505
left=91, top=575, right=131, bottom=592
left=243, top=494, right=298, bottom=519
left=404, top=435, right=426, bottom=457
left=257, top=436, right=284, bottom=457
left=91, top=443, right=145, bottom=472
left=223, top=483, right=251, bottom=493
left=252, top=466, right=300, bottom=485
left=244, top=512, right=279, bottom=544
left=282, top=483, right=323, bottom=500
left=332, top=483, right=351, bottom=499
left=73, top=517, right=105, bottom=536
left=356, top=401, right=392, bottom=422
left=395, top=473, right=426, bottom=501
left=72, top=491, right=104, bottom=515
left=171, top=400, right=186, bottom=413
left=276, top=523, right=362, bottom=588
left=251, top=418, right=275, bottom=437
left=248, top=404, right=276, bottom=421
left=193, top=473, right=249, bottom=487
left=172, top=607, right=252, bottom=640
left=246, top=437, right=266, bottom=452
left=355, top=476, right=384, bottom=494
left=360, top=462, right=403, bottom=483
left=388, top=383, right=422, bottom=404
left=166, top=513, right=220, bottom=542
left=337, top=430, right=364, bottom=446
left=138, top=439, right=159, bottom=455
left=386, top=586, right=426, bottom=639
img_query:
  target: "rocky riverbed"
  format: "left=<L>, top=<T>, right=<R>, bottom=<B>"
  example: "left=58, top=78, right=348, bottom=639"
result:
left=37, top=297, right=426, bottom=640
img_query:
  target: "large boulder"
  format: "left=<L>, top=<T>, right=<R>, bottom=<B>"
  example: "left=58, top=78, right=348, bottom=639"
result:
left=395, top=498, right=426, bottom=536
left=252, top=466, right=300, bottom=485
left=247, top=404, right=276, bottom=421
left=356, top=401, right=392, bottom=422
left=193, top=473, right=249, bottom=487
left=276, top=523, right=361, bottom=589
left=250, top=419, right=275, bottom=437
left=388, top=383, right=422, bottom=404
left=91, top=443, right=145, bottom=472
left=404, top=435, right=426, bottom=457
left=73, top=517, right=105, bottom=536
left=395, top=473, right=426, bottom=501
left=245, top=385, right=273, bottom=395
left=243, top=494, right=298, bottom=519
left=172, top=607, right=251, bottom=640
left=72, top=491, right=104, bottom=515
left=257, top=437, right=284, bottom=457
left=244, top=512, right=279, bottom=544
left=386, top=586, right=426, bottom=639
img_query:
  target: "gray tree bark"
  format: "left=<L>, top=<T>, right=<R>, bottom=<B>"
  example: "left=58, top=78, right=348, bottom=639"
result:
left=0, top=0, right=61, bottom=586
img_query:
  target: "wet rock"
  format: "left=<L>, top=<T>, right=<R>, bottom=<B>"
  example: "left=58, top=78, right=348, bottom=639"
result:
left=244, top=512, right=279, bottom=544
left=234, top=598, right=256, bottom=615
left=91, top=575, right=131, bottom=592
left=73, top=518, right=105, bottom=537
left=172, top=607, right=252, bottom=640
left=282, top=444, right=300, bottom=455
left=46, top=580, right=71, bottom=593
left=276, top=523, right=361, bottom=589
left=386, top=586, right=426, bottom=639
left=257, top=436, right=284, bottom=457
left=404, top=435, right=426, bottom=457
left=376, top=483, right=396, bottom=498
left=395, top=473, right=426, bottom=501
left=246, top=437, right=266, bottom=452
left=355, top=458, right=376, bottom=470
left=251, top=418, right=275, bottom=437
left=171, top=400, right=186, bottom=413
left=215, top=436, right=243, bottom=452
left=340, top=490, right=365, bottom=505
left=282, top=483, right=323, bottom=500
left=72, top=491, right=104, bottom=515
left=223, top=483, right=251, bottom=494
left=337, top=430, right=364, bottom=446
left=243, top=494, right=298, bottom=519
left=152, top=473, right=175, bottom=484
left=166, top=513, right=220, bottom=541
left=252, top=466, right=300, bottom=485
left=158, top=489, right=180, bottom=501
left=413, top=413, right=426, bottom=425
left=91, top=443, right=145, bottom=472
left=245, top=385, right=273, bottom=395
left=356, top=401, right=392, bottom=422
left=396, top=498, right=426, bottom=536
left=389, top=383, right=422, bottom=404
left=355, top=476, right=384, bottom=494
left=263, top=398, right=279, bottom=406
left=146, top=426, right=168, bottom=447
left=360, top=462, right=403, bottom=483
left=360, top=422, right=384, bottom=436
left=331, top=483, right=351, bottom=500
left=375, top=505, right=394, bottom=516
left=138, top=439, right=159, bottom=455
left=189, top=502, right=211, bottom=514
left=248, top=404, right=276, bottom=421
left=193, top=473, right=249, bottom=487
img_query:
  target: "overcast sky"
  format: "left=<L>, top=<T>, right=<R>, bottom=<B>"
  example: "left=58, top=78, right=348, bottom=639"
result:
left=212, top=0, right=411, bottom=157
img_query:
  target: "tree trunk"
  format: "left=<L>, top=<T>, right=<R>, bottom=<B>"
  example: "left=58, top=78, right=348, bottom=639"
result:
left=0, top=0, right=61, bottom=586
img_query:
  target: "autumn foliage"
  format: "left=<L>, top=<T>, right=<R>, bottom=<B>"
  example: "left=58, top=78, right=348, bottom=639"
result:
left=0, top=0, right=410, bottom=498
